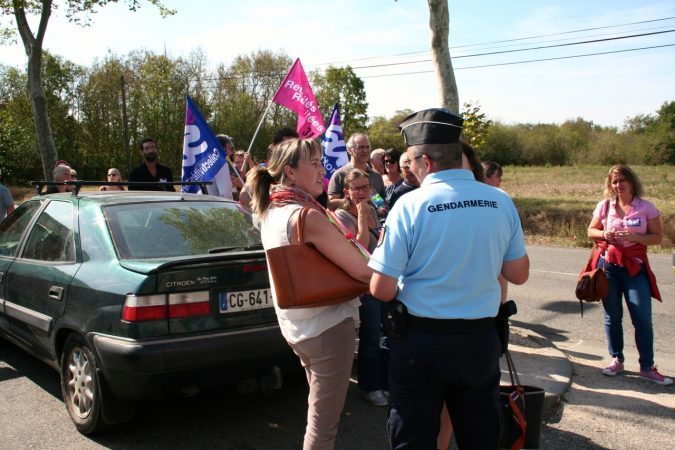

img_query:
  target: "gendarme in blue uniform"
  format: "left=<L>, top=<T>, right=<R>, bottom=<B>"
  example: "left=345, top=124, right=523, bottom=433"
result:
left=369, top=168, right=526, bottom=320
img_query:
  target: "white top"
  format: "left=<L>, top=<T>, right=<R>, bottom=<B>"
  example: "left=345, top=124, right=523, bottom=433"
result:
left=261, top=203, right=360, bottom=344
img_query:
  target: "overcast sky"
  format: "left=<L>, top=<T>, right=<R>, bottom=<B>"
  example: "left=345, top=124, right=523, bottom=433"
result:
left=1, top=0, right=674, bottom=128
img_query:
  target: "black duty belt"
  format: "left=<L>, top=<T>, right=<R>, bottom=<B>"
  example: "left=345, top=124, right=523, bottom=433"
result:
left=407, top=315, right=495, bottom=333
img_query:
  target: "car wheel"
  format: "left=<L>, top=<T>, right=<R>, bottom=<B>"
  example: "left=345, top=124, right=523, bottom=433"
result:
left=60, top=334, right=108, bottom=434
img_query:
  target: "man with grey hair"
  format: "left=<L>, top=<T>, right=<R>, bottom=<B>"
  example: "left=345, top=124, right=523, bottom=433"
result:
left=369, top=108, right=529, bottom=449
left=45, top=164, right=74, bottom=194
left=327, top=133, right=386, bottom=212
left=370, top=148, right=386, bottom=175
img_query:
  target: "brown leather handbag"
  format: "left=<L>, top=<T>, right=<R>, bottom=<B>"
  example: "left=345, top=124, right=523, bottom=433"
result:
left=266, top=207, right=369, bottom=309
left=575, top=266, right=608, bottom=302
left=575, top=200, right=610, bottom=316
left=575, top=241, right=608, bottom=316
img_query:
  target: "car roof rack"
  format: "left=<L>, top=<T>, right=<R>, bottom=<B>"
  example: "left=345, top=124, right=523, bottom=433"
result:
left=31, top=181, right=213, bottom=196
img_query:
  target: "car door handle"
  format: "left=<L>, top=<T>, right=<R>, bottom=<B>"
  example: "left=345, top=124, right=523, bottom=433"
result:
left=48, top=286, right=64, bottom=301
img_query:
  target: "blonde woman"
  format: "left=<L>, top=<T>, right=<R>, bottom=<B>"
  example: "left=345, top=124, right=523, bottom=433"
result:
left=587, top=164, right=669, bottom=385
left=246, top=139, right=372, bottom=449
left=99, top=168, right=126, bottom=191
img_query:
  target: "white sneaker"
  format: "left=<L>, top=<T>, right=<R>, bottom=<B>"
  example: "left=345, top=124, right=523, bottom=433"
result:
left=362, top=390, right=388, bottom=407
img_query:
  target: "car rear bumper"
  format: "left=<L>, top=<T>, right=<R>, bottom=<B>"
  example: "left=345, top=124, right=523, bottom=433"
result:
left=90, top=325, right=297, bottom=399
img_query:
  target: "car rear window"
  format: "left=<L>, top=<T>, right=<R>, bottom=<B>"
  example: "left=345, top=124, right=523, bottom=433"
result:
left=104, top=201, right=260, bottom=259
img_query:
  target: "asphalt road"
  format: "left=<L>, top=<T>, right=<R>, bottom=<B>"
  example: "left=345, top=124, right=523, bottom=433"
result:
left=510, top=246, right=675, bottom=450
left=509, top=246, right=674, bottom=362
left=1, top=245, right=673, bottom=449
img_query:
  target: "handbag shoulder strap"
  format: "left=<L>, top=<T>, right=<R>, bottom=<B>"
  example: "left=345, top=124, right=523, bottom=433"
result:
left=600, top=199, right=610, bottom=227
left=505, top=349, right=522, bottom=387
left=294, top=207, right=310, bottom=244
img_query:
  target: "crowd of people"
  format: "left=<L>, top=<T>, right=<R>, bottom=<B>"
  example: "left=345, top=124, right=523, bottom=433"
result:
left=3, top=107, right=667, bottom=450
left=245, top=111, right=530, bottom=449
left=244, top=110, right=667, bottom=450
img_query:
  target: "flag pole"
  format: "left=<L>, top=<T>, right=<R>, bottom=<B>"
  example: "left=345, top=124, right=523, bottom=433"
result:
left=246, top=58, right=298, bottom=154
left=246, top=98, right=275, bottom=154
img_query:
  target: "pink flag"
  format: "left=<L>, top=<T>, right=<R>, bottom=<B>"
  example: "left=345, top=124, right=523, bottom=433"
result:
left=272, top=58, right=325, bottom=139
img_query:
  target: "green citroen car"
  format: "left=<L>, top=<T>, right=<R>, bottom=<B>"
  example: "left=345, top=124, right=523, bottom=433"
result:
left=0, top=188, right=295, bottom=434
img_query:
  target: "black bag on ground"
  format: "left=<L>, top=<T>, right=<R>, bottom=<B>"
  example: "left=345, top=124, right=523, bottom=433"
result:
left=499, top=348, right=545, bottom=449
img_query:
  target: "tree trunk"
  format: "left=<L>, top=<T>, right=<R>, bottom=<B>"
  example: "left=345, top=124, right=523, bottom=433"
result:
left=13, top=0, right=58, bottom=181
left=428, top=0, right=459, bottom=113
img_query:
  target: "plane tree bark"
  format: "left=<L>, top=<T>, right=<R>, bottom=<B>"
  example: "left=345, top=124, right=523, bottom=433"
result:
left=12, top=0, right=57, bottom=180
left=428, top=0, right=459, bottom=113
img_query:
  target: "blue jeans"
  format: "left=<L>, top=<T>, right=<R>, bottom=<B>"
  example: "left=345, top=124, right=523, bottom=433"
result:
left=599, top=258, right=654, bottom=370
left=357, top=293, right=388, bottom=392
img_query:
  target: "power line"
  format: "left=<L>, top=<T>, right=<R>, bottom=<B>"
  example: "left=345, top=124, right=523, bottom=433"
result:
left=358, top=43, right=675, bottom=78
left=344, top=29, right=675, bottom=71
left=452, top=16, right=675, bottom=49
left=309, top=16, right=675, bottom=66
left=449, top=24, right=673, bottom=54
left=201, top=30, right=674, bottom=83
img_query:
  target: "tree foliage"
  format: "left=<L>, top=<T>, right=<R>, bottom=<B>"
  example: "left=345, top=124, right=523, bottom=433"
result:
left=1, top=47, right=372, bottom=183
left=211, top=50, right=296, bottom=159
left=367, top=109, right=412, bottom=152
left=1, top=31, right=671, bottom=186
left=1, top=0, right=173, bottom=180
left=461, top=101, right=492, bottom=149
left=478, top=101, right=675, bottom=166
left=312, top=66, right=368, bottom=137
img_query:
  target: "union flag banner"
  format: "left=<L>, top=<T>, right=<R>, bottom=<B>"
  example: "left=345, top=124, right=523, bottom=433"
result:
left=272, top=58, right=325, bottom=139
left=181, top=96, right=232, bottom=198
left=320, top=103, right=348, bottom=183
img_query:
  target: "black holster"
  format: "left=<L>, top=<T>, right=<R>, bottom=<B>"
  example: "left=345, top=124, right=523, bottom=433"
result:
left=496, top=300, right=518, bottom=355
left=384, top=299, right=408, bottom=338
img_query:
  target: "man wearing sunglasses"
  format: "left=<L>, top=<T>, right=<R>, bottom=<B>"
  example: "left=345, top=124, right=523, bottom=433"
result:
left=387, top=153, right=420, bottom=208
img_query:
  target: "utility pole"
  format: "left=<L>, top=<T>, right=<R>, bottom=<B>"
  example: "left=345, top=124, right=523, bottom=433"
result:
left=120, top=75, right=131, bottom=175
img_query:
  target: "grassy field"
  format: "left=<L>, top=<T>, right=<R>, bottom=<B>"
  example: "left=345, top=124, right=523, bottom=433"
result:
left=6, top=165, right=674, bottom=251
left=504, top=165, right=674, bottom=252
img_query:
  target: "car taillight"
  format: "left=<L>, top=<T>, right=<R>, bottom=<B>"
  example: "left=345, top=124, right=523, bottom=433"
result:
left=168, top=291, right=210, bottom=318
left=122, top=294, right=167, bottom=322
left=122, top=292, right=211, bottom=322
left=242, top=263, right=267, bottom=273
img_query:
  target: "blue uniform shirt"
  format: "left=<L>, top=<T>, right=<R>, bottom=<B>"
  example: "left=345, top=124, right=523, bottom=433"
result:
left=368, top=169, right=526, bottom=319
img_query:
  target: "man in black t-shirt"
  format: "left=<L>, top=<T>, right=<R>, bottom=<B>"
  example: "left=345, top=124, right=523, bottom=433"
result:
left=128, top=138, right=175, bottom=191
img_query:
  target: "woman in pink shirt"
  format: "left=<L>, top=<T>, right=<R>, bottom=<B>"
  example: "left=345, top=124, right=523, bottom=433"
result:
left=587, top=164, right=670, bottom=385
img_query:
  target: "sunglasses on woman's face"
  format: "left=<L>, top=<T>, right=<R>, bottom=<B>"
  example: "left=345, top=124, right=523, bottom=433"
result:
left=384, top=160, right=396, bottom=165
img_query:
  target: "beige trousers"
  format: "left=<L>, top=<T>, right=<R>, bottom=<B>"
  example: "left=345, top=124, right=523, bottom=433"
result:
left=290, top=318, right=356, bottom=450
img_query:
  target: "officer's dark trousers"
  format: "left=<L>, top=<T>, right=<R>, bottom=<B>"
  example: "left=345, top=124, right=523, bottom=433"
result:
left=387, top=327, right=501, bottom=450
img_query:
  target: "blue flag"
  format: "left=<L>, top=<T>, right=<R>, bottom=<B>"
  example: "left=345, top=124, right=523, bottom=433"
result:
left=181, top=96, right=231, bottom=197
left=321, top=103, right=349, bottom=184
